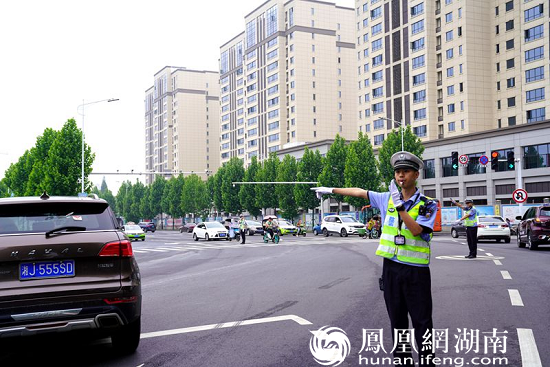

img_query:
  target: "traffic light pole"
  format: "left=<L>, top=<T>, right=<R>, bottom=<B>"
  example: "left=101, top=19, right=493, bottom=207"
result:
left=516, top=157, right=523, bottom=213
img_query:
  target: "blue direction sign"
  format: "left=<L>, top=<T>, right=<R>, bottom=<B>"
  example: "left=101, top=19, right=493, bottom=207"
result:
left=479, top=155, right=489, bottom=166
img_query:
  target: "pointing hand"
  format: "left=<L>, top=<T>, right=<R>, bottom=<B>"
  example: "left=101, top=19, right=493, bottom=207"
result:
left=310, top=187, right=334, bottom=200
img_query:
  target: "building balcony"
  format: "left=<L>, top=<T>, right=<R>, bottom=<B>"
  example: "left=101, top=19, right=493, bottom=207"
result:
left=435, top=8, right=441, bottom=15
left=437, top=80, right=442, bottom=86
left=436, top=44, right=441, bottom=51
left=438, top=133, right=444, bottom=139
left=436, top=62, right=442, bottom=68
left=437, top=98, right=443, bottom=104
left=438, top=116, right=444, bottom=122
left=436, top=27, right=441, bottom=33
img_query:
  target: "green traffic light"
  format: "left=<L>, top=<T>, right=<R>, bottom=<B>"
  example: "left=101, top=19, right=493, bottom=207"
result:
left=509, top=164, right=514, bottom=169
left=452, top=164, right=458, bottom=170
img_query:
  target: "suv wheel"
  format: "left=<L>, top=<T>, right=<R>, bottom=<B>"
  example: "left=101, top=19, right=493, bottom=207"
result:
left=451, top=229, right=458, bottom=238
left=111, top=317, right=141, bottom=355
left=313, top=229, right=319, bottom=236
left=205, top=233, right=210, bottom=241
left=504, top=237, right=511, bottom=243
left=248, top=229, right=254, bottom=236
left=193, top=233, right=198, bottom=241
left=340, top=228, right=348, bottom=237
left=528, top=231, right=538, bottom=250
left=322, top=228, right=329, bottom=237
left=517, top=232, right=525, bottom=248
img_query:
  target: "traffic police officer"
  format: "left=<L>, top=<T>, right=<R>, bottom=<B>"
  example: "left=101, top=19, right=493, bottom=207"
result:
left=452, top=198, right=478, bottom=258
left=312, top=151, right=438, bottom=366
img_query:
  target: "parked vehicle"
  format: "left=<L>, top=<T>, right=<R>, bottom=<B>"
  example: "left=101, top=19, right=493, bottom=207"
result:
left=192, top=222, right=229, bottom=241
left=246, top=220, right=264, bottom=236
left=451, top=215, right=511, bottom=243
left=516, top=205, right=550, bottom=250
left=138, top=221, right=156, bottom=233
left=179, top=222, right=196, bottom=233
left=123, top=224, right=146, bottom=241
left=321, top=215, right=365, bottom=237
left=0, top=194, right=142, bottom=354
left=313, top=224, right=321, bottom=236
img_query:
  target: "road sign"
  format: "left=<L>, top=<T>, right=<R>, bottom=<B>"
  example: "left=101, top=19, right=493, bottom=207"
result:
left=479, top=155, right=489, bottom=166
left=459, top=154, right=469, bottom=166
left=512, top=189, right=528, bottom=203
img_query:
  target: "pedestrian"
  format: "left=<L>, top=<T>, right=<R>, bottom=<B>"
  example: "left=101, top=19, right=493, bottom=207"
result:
left=451, top=198, right=478, bottom=258
left=239, top=215, right=247, bottom=244
left=312, top=151, right=438, bottom=366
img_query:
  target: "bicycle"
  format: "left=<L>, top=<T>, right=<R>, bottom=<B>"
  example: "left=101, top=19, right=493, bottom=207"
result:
left=263, top=229, right=280, bottom=244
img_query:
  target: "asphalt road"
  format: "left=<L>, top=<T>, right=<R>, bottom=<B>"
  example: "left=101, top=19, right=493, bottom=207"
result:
left=1, top=229, right=548, bottom=367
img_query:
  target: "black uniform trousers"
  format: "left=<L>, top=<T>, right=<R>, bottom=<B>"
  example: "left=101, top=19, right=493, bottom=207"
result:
left=466, top=226, right=478, bottom=257
left=383, top=258, right=435, bottom=366
left=239, top=229, right=246, bottom=244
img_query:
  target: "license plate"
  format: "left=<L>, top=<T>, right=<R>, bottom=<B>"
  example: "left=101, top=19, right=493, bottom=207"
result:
left=20, top=260, right=75, bottom=281
left=219, top=233, right=226, bottom=237
left=489, top=225, right=498, bottom=228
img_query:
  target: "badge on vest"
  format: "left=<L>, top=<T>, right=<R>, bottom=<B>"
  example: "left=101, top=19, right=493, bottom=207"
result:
left=388, top=208, right=395, bottom=213
left=394, top=235, right=406, bottom=245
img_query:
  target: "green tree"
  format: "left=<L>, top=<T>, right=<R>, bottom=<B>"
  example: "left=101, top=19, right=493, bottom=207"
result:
left=239, top=156, right=261, bottom=218
left=25, top=128, right=58, bottom=195
left=44, top=119, right=95, bottom=195
left=115, top=181, right=131, bottom=217
left=149, top=175, right=166, bottom=228
left=140, top=186, right=155, bottom=221
left=221, top=157, right=244, bottom=214
left=169, top=175, right=186, bottom=220
left=161, top=177, right=173, bottom=221
left=344, top=132, right=380, bottom=208
left=3, top=150, right=33, bottom=196
left=206, top=175, right=216, bottom=217
left=212, top=167, right=224, bottom=215
left=255, top=153, right=279, bottom=213
left=0, top=180, right=10, bottom=198
left=276, top=155, right=298, bottom=220
left=318, top=134, right=348, bottom=212
left=378, top=125, right=425, bottom=189
left=295, top=147, right=324, bottom=226
left=182, top=174, right=210, bottom=219
left=127, top=181, right=146, bottom=223
left=98, top=177, right=116, bottom=208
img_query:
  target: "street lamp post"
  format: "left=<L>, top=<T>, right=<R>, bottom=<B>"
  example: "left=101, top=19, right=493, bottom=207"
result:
left=380, top=117, right=405, bottom=151
left=78, top=98, right=119, bottom=194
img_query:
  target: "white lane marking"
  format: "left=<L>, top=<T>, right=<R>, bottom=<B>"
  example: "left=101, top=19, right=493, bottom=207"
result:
left=509, top=289, right=524, bottom=306
left=461, top=242, right=467, bottom=245
left=133, top=250, right=149, bottom=253
left=435, top=255, right=504, bottom=261
left=493, top=260, right=503, bottom=265
left=478, top=248, right=485, bottom=251
left=501, top=271, right=512, bottom=280
left=485, top=253, right=494, bottom=257
left=140, top=314, right=312, bottom=340
left=142, top=248, right=168, bottom=252
left=517, top=328, right=543, bottom=367
left=165, top=242, right=180, bottom=245
left=136, top=364, right=145, bottom=367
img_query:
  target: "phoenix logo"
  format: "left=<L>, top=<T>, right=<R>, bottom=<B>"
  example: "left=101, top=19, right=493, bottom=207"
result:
left=309, top=326, right=351, bottom=366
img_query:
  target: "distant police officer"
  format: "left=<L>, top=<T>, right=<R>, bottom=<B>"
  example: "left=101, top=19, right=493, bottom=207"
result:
left=312, top=151, right=438, bottom=366
left=452, top=198, right=478, bottom=258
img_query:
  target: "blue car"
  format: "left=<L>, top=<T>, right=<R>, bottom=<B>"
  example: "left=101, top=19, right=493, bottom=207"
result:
left=313, top=224, right=322, bottom=236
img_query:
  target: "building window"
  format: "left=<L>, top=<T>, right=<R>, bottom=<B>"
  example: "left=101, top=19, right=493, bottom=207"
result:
left=525, top=66, right=544, bottom=83
left=493, top=148, right=516, bottom=172
left=448, top=104, right=455, bottom=113
left=423, top=160, right=436, bottom=179
left=526, top=88, right=545, bottom=103
left=413, top=108, right=427, bottom=120
left=413, top=90, right=426, bottom=103
left=448, top=121, right=456, bottom=132
left=508, top=97, right=516, bottom=107
left=413, top=73, right=426, bottom=85
left=246, top=20, right=257, bottom=48
left=372, top=102, right=384, bottom=114
left=411, top=3, right=424, bottom=17
left=446, top=67, right=454, bottom=77
left=505, top=0, right=514, bottom=11
left=371, top=6, right=382, bottom=19
left=442, top=157, right=458, bottom=177
left=372, top=55, right=383, bottom=66
left=373, top=86, right=384, bottom=97
left=374, top=119, right=385, bottom=129
left=505, top=39, right=514, bottom=50
left=411, top=19, right=425, bottom=34
left=508, top=116, right=516, bottom=126
left=372, top=23, right=382, bottom=35
left=411, top=38, right=425, bottom=51
left=446, top=48, right=453, bottom=59
left=526, top=107, right=546, bottom=123
left=445, top=12, right=453, bottom=22
left=447, top=85, right=455, bottom=95
left=374, top=134, right=385, bottom=145
left=506, top=77, right=515, bottom=88
left=466, top=153, right=487, bottom=175
left=412, top=55, right=425, bottom=69
left=372, top=38, right=383, bottom=51
left=525, top=24, right=544, bottom=42
left=524, top=143, right=550, bottom=169
left=525, top=4, right=544, bottom=22
left=445, top=30, right=453, bottom=41
left=525, top=46, right=544, bottom=62
left=373, top=70, right=383, bottom=82
left=505, top=20, right=514, bottom=31
left=506, top=58, right=515, bottom=69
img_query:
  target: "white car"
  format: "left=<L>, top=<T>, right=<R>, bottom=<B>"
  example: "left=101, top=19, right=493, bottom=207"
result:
left=246, top=220, right=264, bottom=236
left=192, top=221, right=229, bottom=241
left=321, top=215, right=365, bottom=237
left=477, top=215, right=511, bottom=243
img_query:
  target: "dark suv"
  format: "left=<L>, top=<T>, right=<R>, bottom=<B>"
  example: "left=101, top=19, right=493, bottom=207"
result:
left=0, top=194, right=141, bottom=354
left=517, top=205, right=550, bottom=250
left=138, top=221, right=156, bottom=233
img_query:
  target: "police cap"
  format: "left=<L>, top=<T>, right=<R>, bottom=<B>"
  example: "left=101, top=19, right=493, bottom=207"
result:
left=391, top=151, right=424, bottom=171
left=464, top=198, right=473, bottom=204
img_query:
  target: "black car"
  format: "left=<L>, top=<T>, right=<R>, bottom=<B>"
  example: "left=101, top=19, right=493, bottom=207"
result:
left=138, top=221, right=156, bottom=233
left=516, top=205, right=550, bottom=250
left=0, top=194, right=142, bottom=354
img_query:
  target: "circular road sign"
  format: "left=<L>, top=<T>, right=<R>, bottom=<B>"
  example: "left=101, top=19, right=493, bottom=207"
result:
left=459, top=154, right=469, bottom=165
left=512, top=188, right=528, bottom=203
left=479, top=155, right=489, bottom=166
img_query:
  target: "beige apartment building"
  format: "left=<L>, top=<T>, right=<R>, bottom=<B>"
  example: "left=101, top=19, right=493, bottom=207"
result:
left=355, top=0, right=548, bottom=146
left=219, top=0, right=357, bottom=166
left=144, top=67, right=220, bottom=184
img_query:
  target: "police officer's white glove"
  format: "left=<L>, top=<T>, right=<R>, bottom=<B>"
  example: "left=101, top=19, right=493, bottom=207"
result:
left=310, top=187, right=334, bottom=199
left=389, top=180, right=404, bottom=208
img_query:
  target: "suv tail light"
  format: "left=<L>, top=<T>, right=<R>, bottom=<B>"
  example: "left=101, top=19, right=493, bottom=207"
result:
left=104, top=296, right=138, bottom=304
left=478, top=224, right=486, bottom=228
left=99, top=240, right=134, bottom=257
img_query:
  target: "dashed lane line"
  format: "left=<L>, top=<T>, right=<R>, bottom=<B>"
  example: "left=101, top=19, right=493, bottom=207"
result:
left=501, top=271, right=512, bottom=280
left=486, top=253, right=494, bottom=257
left=517, top=328, right=543, bottom=367
left=508, top=289, right=524, bottom=307
left=493, top=260, right=503, bottom=265
left=139, top=314, right=312, bottom=340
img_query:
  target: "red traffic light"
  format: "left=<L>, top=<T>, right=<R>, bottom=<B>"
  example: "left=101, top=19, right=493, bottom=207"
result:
left=491, top=151, right=499, bottom=158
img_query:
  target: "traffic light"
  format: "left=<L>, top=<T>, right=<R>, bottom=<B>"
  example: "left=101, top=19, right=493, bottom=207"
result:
left=491, top=151, right=500, bottom=171
left=507, top=151, right=515, bottom=170
left=451, top=151, right=459, bottom=170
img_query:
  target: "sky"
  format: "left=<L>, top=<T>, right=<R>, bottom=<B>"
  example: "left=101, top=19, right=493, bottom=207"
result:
left=0, top=0, right=353, bottom=194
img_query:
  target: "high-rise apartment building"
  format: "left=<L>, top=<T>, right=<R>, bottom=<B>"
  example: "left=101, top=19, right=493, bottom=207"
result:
left=219, top=0, right=357, bottom=165
left=145, top=67, right=220, bottom=184
left=355, top=0, right=548, bottom=146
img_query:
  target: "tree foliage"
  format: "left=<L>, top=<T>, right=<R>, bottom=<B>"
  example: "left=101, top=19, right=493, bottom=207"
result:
left=318, top=134, right=348, bottom=209
left=276, top=155, right=298, bottom=220
left=344, top=132, right=380, bottom=208
left=377, top=125, right=425, bottom=189
left=295, top=147, right=323, bottom=218
left=239, top=156, right=261, bottom=218
left=181, top=174, right=209, bottom=219
left=221, top=157, right=244, bottom=214
left=255, top=153, right=279, bottom=212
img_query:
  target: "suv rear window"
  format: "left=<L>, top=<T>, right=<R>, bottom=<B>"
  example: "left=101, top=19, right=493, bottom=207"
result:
left=479, top=217, right=505, bottom=223
left=0, top=202, right=115, bottom=234
left=540, top=208, right=550, bottom=216
left=340, top=217, right=357, bottom=223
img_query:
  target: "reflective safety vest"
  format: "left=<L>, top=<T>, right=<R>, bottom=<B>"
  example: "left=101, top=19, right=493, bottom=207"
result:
left=463, top=207, right=478, bottom=227
left=375, top=197, right=432, bottom=265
